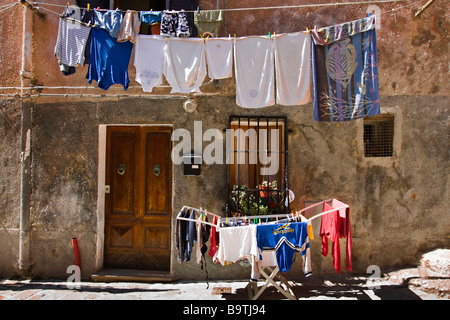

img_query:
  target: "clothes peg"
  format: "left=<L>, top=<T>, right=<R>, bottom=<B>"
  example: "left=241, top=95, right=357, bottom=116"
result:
left=268, top=31, right=271, bottom=38
left=87, top=3, right=90, bottom=12
left=197, top=6, right=200, bottom=13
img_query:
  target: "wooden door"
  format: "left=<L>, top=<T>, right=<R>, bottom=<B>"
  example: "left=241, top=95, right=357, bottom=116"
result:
left=104, top=126, right=172, bottom=271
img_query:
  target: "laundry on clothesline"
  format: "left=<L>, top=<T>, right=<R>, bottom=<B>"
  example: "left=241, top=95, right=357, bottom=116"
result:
left=274, top=32, right=311, bottom=106
left=54, top=17, right=91, bottom=75
left=163, top=37, right=207, bottom=93
left=117, top=10, right=141, bottom=43
left=311, top=15, right=380, bottom=121
left=134, top=35, right=165, bottom=92
left=234, top=35, right=275, bottom=108
left=86, top=27, right=133, bottom=90
left=204, top=37, right=233, bottom=80
left=53, top=6, right=380, bottom=122
left=320, top=199, right=352, bottom=273
left=194, top=10, right=223, bottom=37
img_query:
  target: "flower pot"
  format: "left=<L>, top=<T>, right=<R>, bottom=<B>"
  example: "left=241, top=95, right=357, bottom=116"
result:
left=259, top=186, right=270, bottom=198
left=151, top=23, right=160, bottom=35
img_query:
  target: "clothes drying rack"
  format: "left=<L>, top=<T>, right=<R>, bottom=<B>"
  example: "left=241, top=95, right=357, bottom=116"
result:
left=175, top=199, right=350, bottom=300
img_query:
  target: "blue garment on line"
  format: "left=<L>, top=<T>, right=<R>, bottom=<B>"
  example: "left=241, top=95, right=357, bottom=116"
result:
left=256, top=222, right=309, bottom=272
left=140, top=11, right=162, bottom=25
left=87, top=27, right=133, bottom=91
left=94, top=9, right=123, bottom=38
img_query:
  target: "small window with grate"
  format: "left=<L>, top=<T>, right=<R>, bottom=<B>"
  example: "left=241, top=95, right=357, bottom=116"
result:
left=227, top=116, right=289, bottom=217
left=363, top=114, right=395, bottom=157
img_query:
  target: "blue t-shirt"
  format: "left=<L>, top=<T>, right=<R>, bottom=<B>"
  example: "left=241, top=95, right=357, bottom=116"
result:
left=256, top=222, right=309, bottom=272
left=87, top=27, right=133, bottom=91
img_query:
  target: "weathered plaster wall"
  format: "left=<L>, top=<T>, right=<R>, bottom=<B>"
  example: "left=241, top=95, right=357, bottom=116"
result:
left=0, top=99, right=22, bottom=277
left=0, top=2, right=23, bottom=88
left=22, top=92, right=448, bottom=280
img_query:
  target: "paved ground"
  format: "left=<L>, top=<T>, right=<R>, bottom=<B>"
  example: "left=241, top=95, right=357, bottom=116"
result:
left=0, top=268, right=448, bottom=301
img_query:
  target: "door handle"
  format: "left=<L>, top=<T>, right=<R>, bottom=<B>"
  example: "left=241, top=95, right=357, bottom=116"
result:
left=153, top=164, right=161, bottom=176
left=118, top=164, right=126, bottom=176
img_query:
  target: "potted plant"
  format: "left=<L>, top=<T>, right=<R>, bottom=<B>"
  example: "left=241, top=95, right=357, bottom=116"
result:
left=259, top=181, right=271, bottom=198
left=230, top=185, right=268, bottom=216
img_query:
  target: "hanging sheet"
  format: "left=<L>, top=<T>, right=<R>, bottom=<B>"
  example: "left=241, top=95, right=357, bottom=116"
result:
left=163, top=38, right=207, bottom=93
left=311, top=16, right=380, bottom=122
left=205, top=37, right=233, bottom=80
left=234, top=36, right=275, bottom=108
left=274, top=32, right=311, bottom=106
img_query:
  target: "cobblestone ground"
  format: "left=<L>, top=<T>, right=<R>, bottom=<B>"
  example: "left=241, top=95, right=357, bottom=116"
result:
left=0, top=270, right=448, bottom=301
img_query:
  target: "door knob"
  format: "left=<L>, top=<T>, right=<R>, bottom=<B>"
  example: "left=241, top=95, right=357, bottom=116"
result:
left=118, top=164, right=126, bottom=176
left=153, top=164, right=161, bottom=176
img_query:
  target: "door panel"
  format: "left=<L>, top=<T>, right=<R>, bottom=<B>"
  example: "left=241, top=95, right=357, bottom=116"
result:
left=109, top=131, right=136, bottom=215
left=145, top=132, right=171, bottom=215
left=104, top=126, right=172, bottom=271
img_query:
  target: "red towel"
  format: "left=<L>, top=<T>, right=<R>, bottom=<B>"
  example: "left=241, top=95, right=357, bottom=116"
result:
left=320, top=199, right=352, bottom=273
left=208, top=216, right=220, bottom=259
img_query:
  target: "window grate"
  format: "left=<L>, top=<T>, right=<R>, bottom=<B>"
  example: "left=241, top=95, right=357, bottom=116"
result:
left=227, top=116, right=289, bottom=217
left=364, top=114, right=394, bottom=157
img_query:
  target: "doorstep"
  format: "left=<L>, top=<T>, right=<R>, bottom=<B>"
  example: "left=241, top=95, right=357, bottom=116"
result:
left=91, top=269, right=174, bottom=283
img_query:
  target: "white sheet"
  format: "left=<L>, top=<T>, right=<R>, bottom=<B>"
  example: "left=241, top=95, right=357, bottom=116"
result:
left=163, top=38, right=207, bottom=93
left=234, top=36, right=275, bottom=108
left=274, top=32, right=311, bottom=106
left=205, top=38, right=233, bottom=79
left=134, top=35, right=166, bottom=93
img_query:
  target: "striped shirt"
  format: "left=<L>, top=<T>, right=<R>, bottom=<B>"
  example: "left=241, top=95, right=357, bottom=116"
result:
left=54, top=17, right=91, bottom=67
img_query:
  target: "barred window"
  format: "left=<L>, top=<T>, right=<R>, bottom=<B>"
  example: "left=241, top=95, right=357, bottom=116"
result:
left=227, top=116, right=289, bottom=217
left=364, top=114, right=395, bottom=157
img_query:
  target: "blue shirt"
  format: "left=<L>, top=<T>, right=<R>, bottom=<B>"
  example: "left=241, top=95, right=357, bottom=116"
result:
left=87, top=27, right=133, bottom=91
left=256, top=222, right=309, bottom=272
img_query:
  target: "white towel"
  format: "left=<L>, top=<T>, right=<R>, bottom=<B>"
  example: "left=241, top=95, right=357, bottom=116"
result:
left=274, top=32, right=311, bottom=106
left=134, top=35, right=166, bottom=93
left=205, top=38, right=233, bottom=79
left=234, top=36, right=275, bottom=108
left=163, top=38, right=207, bottom=93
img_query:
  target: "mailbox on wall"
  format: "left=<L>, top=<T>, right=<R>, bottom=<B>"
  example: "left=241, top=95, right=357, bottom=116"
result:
left=182, top=152, right=202, bottom=176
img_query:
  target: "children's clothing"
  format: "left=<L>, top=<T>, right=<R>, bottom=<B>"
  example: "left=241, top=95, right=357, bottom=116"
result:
left=160, top=11, right=190, bottom=37
left=216, top=225, right=259, bottom=266
left=163, top=38, right=206, bottom=93
left=205, top=38, right=233, bottom=79
left=134, top=35, right=165, bottom=92
left=194, top=10, right=223, bottom=37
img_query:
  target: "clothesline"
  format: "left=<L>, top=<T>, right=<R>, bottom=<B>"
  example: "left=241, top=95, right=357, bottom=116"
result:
left=31, top=0, right=407, bottom=13
left=176, top=198, right=350, bottom=231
